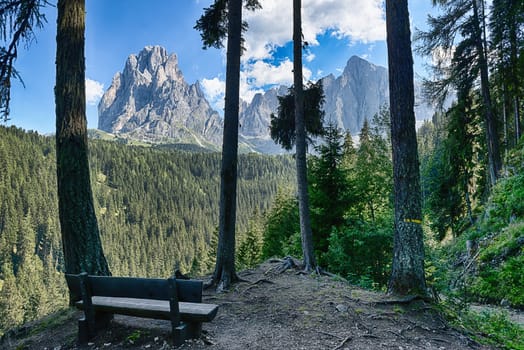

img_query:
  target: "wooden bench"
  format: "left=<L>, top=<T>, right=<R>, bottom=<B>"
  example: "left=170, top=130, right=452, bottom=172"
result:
left=65, top=273, right=218, bottom=347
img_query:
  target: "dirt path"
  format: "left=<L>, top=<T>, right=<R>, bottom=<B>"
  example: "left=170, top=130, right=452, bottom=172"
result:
left=2, top=260, right=495, bottom=350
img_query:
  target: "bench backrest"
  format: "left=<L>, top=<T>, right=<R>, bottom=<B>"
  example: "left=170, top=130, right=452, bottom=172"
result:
left=65, top=274, right=203, bottom=303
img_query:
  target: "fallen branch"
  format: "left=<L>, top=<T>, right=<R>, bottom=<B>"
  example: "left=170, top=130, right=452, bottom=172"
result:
left=333, top=335, right=352, bottom=350
left=317, top=330, right=343, bottom=340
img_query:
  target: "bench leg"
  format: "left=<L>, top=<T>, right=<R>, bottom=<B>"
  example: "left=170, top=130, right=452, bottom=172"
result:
left=185, top=322, right=202, bottom=339
left=172, top=322, right=187, bottom=347
left=77, top=312, right=113, bottom=344
left=78, top=318, right=89, bottom=345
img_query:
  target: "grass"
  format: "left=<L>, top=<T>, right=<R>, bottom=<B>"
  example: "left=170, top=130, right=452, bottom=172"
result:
left=438, top=300, right=524, bottom=350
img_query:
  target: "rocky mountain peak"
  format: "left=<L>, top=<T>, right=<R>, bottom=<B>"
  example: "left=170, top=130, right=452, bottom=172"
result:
left=98, top=46, right=222, bottom=147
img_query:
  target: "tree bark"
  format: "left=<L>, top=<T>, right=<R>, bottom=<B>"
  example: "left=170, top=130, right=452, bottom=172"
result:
left=55, top=0, right=110, bottom=276
left=213, top=0, right=242, bottom=291
left=385, top=0, right=427, bottom=296
left=293, top=0, right=316, bottom=271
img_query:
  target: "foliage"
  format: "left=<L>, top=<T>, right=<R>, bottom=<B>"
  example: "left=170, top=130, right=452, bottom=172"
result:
left=422, top=138, right=524, bottom=308
left=326, top=220, right=393, bottom=289
left=261, top=190, right=300, bottom=259
left=469, top=221, right=524, bottom=307
left=0, top=0, right=50, bottom=121
left=352, top=118, right=392, bottom=222
left=482, top=174, right=524, bottom=232
left=0, top=125, right=295, bottom=334
left=308, top=123, right=353, bottom=263
left=193, top=0, right=261, bottom=51
left=439, top=300, right=524, bottom=350
left=269, top=81, right=325, bottom=151
left=421, top=97, right=484, bottom=240
left=236, top=212, right=264, bottom=270
left=262, top=111, right=394, bottom=289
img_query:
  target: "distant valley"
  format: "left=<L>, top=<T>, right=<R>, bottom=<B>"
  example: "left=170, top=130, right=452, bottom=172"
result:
left=98, top=46, right=434, bottom=153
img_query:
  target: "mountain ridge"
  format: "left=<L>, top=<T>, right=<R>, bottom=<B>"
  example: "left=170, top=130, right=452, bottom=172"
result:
left=98, top=46, right=433, bottom=153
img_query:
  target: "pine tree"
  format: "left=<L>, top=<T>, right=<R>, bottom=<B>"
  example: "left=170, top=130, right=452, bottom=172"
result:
left=308, top=123, right=350, bottom=262
left=417, top=0, right=502, bottom=186
left=195, top=0, right=260, bottom=291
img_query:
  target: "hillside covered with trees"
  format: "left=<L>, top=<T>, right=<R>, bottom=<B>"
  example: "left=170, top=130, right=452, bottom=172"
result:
left=0, top=125, right=295, bottom=333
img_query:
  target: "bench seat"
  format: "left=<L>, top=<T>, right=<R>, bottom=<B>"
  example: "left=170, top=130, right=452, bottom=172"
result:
left=75, top=296, right=218, bottom=322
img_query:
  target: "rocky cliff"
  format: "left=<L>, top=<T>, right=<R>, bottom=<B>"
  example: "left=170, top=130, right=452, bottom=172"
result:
left=98, top=46, right=222, bottom=148
left=238, top=56, right=433, bottom=152
left=98, top=47, right=433, bottom=153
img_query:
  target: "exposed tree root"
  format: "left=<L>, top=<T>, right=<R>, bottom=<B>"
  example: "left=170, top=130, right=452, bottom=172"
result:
left=333, top=335, right=352, bottom=350
left=264, top=256, right=300, bottom=275
left=241, top=278, right=275, bottom=294
left=373, top=294, right=432, bottom=305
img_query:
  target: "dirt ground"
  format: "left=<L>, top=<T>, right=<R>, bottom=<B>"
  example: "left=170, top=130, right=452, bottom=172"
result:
left=1, top=259, right=495, bottom=350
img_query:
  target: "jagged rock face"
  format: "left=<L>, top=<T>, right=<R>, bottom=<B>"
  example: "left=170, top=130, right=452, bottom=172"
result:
left=238, top=56, right=433, bottom=153
left=322, top=55, right=389, bottom=132
left=98, top=46, right=222, bottom=147
left=98, top=47, right=433, bottom=153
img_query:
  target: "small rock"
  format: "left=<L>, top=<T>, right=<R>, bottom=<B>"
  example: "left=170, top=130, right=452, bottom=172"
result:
left=154, top=336, right=159, bottom=342
left=501, top=299, right=510, bottom=307
left=145, top=345, right=151, bottom=349
left=336, top=304, right=348, bottom=312
left=87, top=343, right=94, bottom=347
left=103, top=343, right=111, bottom=347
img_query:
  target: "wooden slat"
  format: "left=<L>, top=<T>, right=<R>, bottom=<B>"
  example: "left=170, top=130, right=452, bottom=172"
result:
left=76, top=297, right=218, bottom=323
left=65, top=274, right=204, bottom=303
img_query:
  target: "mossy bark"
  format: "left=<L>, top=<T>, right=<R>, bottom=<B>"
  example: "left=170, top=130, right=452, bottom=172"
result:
left=55, top=0, right=110, bottom=276
left=385, top=0, right=426, bottom=296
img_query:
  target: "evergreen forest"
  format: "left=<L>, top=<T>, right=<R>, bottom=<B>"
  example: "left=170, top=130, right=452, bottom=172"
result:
left=0, top=125, right=295, bottom=333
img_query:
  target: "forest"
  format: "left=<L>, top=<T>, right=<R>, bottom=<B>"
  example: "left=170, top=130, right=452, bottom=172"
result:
left=0, top=125, right=296, bottom=333
left=1, top=0, right=523, bottom=348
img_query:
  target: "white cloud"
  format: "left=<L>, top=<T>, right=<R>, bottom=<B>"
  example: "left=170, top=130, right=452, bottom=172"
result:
left=242, top=59, right=311, bottom=102
left=203, top=1, right=386, bottom=106
left=86, top=78, right=104, bottom=106
left=243, top=0, right=386, bottom=61
left=201, top=77, right=226, bottom=111
left=305, top=52, right=316, bottom=62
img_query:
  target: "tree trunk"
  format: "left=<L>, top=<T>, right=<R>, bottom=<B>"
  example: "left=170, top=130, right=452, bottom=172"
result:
left=293, top=0, right=316, bottom=271
left=385, top=0, right=427, bottom=296
left=509, top=9, right=521, bottom=143
left=213, top=0, right=242, bottom=291
left=514, top=96, right=521, bottom=143
left=55, top=0, right=110, bottom=276
left=472, top=0, right=502, bottom=186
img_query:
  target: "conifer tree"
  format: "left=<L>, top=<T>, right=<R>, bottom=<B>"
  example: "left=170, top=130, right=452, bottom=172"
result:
left=292, top=0, right=316, bottom=271
left=308, top=123, right=350, bottom=261
left=386, top=0, right=427, bottom=296
left=490, top=0, right=524, bottom=145
left=417, top=0, right=502, bottom=186
left=195, top=0, right=260, bottom=291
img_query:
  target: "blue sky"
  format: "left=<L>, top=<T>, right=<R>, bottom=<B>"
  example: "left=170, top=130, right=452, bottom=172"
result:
left=5, top=0, right=435, bottom=134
